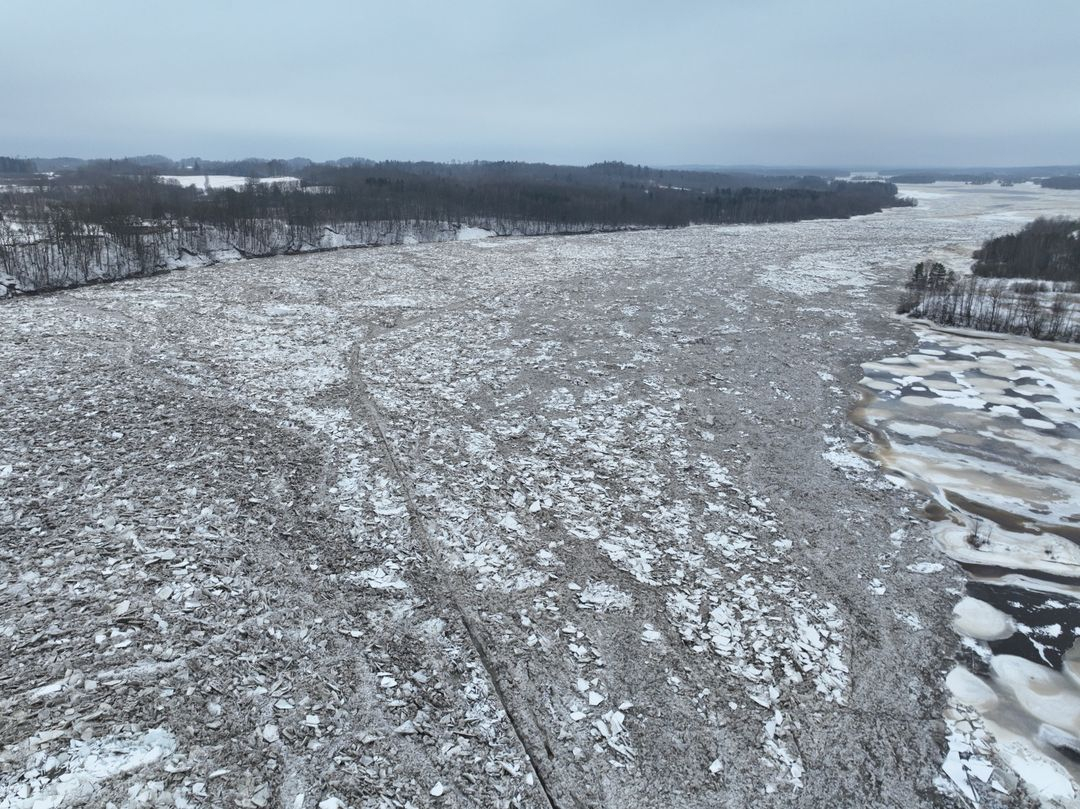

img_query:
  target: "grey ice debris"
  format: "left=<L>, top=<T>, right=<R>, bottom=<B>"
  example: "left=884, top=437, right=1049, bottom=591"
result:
left=907, top=561, right=944, bottom=574
left=352, top=564, right=408, bottom=590
left=577, top=581, right=632, bottom=612
left=593, top=709, right=634, bottom=759
left=641, top=624, right=662, bottom=644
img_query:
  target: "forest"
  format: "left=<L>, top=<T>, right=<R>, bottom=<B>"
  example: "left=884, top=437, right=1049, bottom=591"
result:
left=972, top=217, right=1080, bottom=282
left=1037, top=176, right=1080, bottom=190
left=0, top=158, right=910, bottom=294
left=0, top=156, right=34, bottom=174
left=897, top=219, right=1080, bottom=342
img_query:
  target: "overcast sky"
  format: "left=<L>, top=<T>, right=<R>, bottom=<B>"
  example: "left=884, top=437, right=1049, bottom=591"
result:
left=3, top=0, right=1078, bottom=167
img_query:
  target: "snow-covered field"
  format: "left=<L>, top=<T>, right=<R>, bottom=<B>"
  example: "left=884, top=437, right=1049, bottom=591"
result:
left=1, top=182, right=1078, bottom=807
left=157, top=175, right=301, bottom=191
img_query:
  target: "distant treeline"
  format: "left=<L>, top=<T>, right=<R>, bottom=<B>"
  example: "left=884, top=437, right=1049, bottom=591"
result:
left=0, top=157, right=910, bottom=294
left=972, top=217, right=1080, bottom=283
left=26, top=154, right=353, bottom=175
left=19, top=155, right=844, bottom=193
left=299, top=159, right=837, bottom=194
left=12, top=156, right=1080, bottom=192
left=1, top=159, right=908, bottom=229
left=0, top=156, right=35, bottom=174
left=1038, top=176, right=1080, bottom=190
left=885, top=169, right=1080, bottom=190
left=889, top=172, right=1006, bottom=185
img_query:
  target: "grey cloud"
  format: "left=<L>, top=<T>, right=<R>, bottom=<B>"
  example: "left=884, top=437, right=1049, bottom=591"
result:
left=2, top=0, right=1077, bottom=165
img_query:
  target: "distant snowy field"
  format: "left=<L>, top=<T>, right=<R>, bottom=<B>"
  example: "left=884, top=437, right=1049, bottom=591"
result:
left=157, top=174, right=301, bottom=190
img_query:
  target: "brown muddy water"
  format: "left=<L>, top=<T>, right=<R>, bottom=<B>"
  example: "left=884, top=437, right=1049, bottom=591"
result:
left=854, top=324, right=1080, bottom=804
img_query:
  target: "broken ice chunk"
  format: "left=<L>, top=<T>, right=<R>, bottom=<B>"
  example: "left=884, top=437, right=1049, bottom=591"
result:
left=907, top=561, right=944, bottom=574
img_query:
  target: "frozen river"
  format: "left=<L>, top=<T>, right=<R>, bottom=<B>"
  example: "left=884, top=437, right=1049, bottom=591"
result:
left=1, top=182, right=1078, bottom=807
